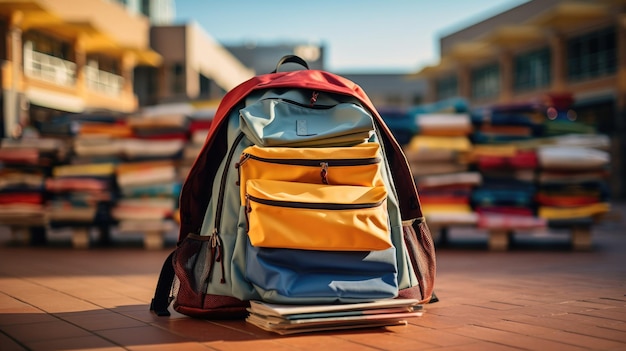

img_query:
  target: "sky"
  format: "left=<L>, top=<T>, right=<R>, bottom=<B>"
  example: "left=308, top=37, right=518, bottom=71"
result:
left=174, top=0, right=529, bottom=73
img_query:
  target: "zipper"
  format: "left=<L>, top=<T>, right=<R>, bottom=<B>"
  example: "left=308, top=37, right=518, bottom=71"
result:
left=205, top=131, right=246, bottom=286
left=237, top=153, right=380, bottom=185
left=238, top=153, right=381, bottom=167
left=273, top=97, right=335, bottom=109
left=246, top=194, right=385, bottom=211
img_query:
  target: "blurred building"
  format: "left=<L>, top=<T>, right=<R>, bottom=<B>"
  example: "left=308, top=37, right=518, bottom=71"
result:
left=135, top=23, right=254, bottom=106
left=225, top=42, right=424, bottom=109
left=225, top=42, right=325, bottom=74
left=112, top=0, right=175, bottom=25
left=0, top=0, right=162, bottom=137
left=414, top=0, right=626, bottom=198
left=341, top=73, right=426, bottom=108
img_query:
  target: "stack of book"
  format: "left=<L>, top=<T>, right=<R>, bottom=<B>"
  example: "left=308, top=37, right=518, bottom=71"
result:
left=111, top=112, right=188, bottom=233
left=536, top=134, right=611, bottom=222
left=246, top=299, right=423, bottom=335
left=46, top=162, right=116, bottom=224
left=404, top=111, right=477, bottom=227
left=0, top=137, right=66, bottom=226
left=469, top=102, right=546, bottom=231
left=112, top=160, right=178, bottom=232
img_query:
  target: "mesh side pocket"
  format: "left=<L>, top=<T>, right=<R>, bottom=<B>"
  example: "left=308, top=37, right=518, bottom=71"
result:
left=172, top=234, right=212, bottom=309
left=402, top=219, right=436, bottom=304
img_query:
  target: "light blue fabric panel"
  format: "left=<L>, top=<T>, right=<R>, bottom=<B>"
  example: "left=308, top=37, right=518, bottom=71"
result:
left=240, top=98, right=374, bottom=147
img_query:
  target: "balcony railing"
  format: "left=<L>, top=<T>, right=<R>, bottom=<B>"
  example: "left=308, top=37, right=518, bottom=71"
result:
left=23, top=41, right=76, bottom=87
left=85, top=61, right=123, bottom=96
left=22, top=41, right=124, bottom=96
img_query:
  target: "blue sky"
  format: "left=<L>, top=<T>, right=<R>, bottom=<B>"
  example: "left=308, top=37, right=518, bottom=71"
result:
left=174, top=0, right=529, bottom=73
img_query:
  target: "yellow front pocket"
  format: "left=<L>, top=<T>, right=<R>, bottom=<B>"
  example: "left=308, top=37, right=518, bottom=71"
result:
left=245, top=179, right=391, bottom=251
left=236, top=142, right=384, bottom=204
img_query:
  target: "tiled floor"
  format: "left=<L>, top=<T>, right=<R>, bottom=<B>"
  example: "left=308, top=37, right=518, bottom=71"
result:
left=0, top=204, right=625, bottom=351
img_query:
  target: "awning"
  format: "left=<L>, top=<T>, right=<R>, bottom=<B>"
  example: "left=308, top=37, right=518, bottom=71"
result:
left=133, top=48, right=162, bottom=67
left=447, top=42, right=496, bottom=62
left=530, top=2, right=609, bottom=30
left=26, top=88, right=85, bottom=113
left=484, top=25, right=545, bottom=47
left=410, top=57, right=457, bottom=78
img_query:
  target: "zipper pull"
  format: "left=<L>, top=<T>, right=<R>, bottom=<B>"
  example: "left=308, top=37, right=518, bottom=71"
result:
left=234, top=153, right=250, bottom=186
left=245, top=194, right=252, bottom=232
left=310, top=91, right=319, bottom=106
left=320, top=162, right=329, bottom=184
left=209, top=228, right=226, bottom=284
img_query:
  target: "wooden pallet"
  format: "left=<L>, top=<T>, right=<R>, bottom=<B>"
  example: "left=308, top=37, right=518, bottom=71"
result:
left=428, top=220, right=593, bottom=251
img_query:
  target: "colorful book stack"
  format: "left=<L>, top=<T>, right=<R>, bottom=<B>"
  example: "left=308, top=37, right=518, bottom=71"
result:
left=0, top=137, right=62, bottom=227
left=46, top=162, right=116, bottom=224
left=180, top=116, right=212, bottom=180
left=111, top=113, right=187, bottom=233
left=535, top=132, right=611, bottom=224
left=41, top=114, right=132, bottom=245
left=246, top=299, right=423, bottom=335
left=469, top=103, right=546, bottom=231
left=535, top=91, right=610, bottom=226
left=113, top=159, right=179, bottom=233
left=404, top=100, right=479, bottom=227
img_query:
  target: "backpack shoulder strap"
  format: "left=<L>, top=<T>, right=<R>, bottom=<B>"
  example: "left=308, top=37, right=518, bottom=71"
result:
left=150, top=250, right=175, bottom=316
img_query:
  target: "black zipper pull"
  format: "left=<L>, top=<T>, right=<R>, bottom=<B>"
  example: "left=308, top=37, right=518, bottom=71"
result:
left=234, top=153, right=250, bottom=186
left=209, top=229, right=226, bottom=284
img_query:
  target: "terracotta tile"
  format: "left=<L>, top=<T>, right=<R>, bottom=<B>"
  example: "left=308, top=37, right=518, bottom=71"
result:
left=204, top=338, right=306, bottom=351
left=0, top=312, right=58, bottom=326
left=162, top=319, right=259, bottom=342
left=449, top=324, right=589, bottom=351
left=335, top=328, right=436, bottom=350
left=26, top=335, right=124, bottom=351
left=128, top=341, right=212, bottom=351
left=389, top=324, right=482, bottom=347
left=0, top=332, right=28, bottom=351
left=55, top=309, right=148, bottom=331
left=2, top=213, right=626, bottom=350
left=2, top=319, right=92, bottom=344
left=96, top=325, right=195, bottom=349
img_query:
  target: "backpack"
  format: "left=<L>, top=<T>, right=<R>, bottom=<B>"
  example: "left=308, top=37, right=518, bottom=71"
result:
left=151, top=55, right=436, bottom=318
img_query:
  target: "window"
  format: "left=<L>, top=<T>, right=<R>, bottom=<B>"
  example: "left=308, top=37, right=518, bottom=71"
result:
left=471, top=63, right=499, bottom=99
left=23, top=31, right=72, bottom=59
left=436, top=75, right=458, bottom=100
left=199, top=74, right=211, bottom=97
left=171, top=63, right=185, bottom=94
left=86, top=54, right=120, bottom=75
left=140, top=0, right=151, bottom=16
left=567, top=26, right=617, bottom=82
left=514, top=47, right=550, bottom=92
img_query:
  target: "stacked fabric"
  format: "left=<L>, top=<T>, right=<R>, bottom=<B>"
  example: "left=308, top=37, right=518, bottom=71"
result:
left=111, top=113, right=188, bottom=232
left=40, top=114, right=130, bottom=235
left=536, top=133, right=611, bottom=222
left=469, top=103, right=546, bottom=230
left=113, top=160, right=179, bottom=232
left=180, top=116, right=212, bottom=180
left=0, top=137, right=63, bottom=226
left=46, top=162, right=116, bottom=224
left=404, top=99, right=479, bottom=226
left=72, top=116, right=132, bottom=165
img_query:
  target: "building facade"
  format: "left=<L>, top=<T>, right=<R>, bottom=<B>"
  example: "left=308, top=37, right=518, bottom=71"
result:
left=415, top=0, right=626, bottom=198
left=0, top=0, right=162, bottom=138
left=135, top=23, right=254, bottom=106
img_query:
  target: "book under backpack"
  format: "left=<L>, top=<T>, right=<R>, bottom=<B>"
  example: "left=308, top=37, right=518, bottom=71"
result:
left=151, top=55, right=436, bottom=318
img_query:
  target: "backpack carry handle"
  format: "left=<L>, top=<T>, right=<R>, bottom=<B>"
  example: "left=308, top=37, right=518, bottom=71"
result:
left=272, top=55, right=309, bottom=73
